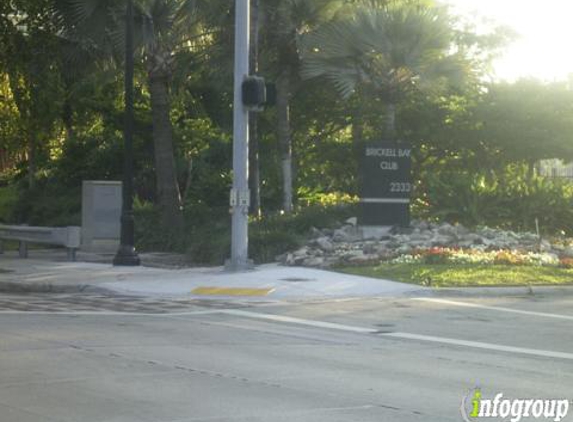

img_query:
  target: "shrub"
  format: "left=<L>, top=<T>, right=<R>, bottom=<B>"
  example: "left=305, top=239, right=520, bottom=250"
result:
left=134, top=201, right=355, bottom=264
left=415, top=164, right=573, bottom=235
left=0, top=185, right=19, bottom=223
left=250, top=230, right=301, bottom=264
left=12, top=181, right=81, bottom=226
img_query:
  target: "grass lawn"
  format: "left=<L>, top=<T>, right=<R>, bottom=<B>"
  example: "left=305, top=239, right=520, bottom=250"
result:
left=338, top=263, right=573, bottom=287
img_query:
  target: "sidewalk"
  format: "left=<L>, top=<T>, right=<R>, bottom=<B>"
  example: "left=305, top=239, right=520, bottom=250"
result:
left=4, top=249, right=571, bottom=300
left=0, top=250, right=424, bottom=301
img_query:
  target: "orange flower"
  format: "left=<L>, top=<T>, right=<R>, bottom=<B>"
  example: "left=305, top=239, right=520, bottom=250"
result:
left=559, top=257, right=573, bottom=269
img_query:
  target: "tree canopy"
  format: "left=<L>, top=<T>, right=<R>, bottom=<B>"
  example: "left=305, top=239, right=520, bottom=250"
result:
left=1, top=0, right=572, bottom=239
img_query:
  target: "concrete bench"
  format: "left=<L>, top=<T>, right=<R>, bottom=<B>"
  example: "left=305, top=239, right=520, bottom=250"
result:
left=0, top=225, right=81, bottom=261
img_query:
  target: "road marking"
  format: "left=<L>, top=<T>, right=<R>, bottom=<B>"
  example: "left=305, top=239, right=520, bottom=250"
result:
left=219, top=309, right=378, bottom=333
left=0, top=310, right=223, bottom=317
left=219, top=309, right=573, bottom=360
left=4, top=302, right=573, bottom=360
left=383, top=332, right=573, bottom=361
left=191, top=287, right=274, bottom=297
left=413, top=298, right=573, bottom=321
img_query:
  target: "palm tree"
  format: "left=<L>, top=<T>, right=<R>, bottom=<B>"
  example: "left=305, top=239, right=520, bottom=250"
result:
left=260, top=0, right=341, bottom=213
left=300, top=1, right=468, bottom=141
left=55, top=0, right=223, bottom=230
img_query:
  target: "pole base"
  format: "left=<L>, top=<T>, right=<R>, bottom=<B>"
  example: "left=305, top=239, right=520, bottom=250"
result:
left=224, top=258, right=255, bottom=272
left=113, top=245, right=140, bottom=266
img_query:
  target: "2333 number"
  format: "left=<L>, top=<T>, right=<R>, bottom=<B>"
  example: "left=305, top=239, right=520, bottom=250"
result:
left=389, top=182, right=411, bottom=193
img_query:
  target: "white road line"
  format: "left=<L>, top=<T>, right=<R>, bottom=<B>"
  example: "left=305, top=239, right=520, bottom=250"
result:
left=4, top=305, right=573, bottom=361
left=219, top=309, right=378, bottom=334
left=382, top=332, right=573, bottom=361
left=219, top=309, right=573, bottom=361
left=412, top=298, right=573, bottom=321
left=0, top=310, right=222, bottom=317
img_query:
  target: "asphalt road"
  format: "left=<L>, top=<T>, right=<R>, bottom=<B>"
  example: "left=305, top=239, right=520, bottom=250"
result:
left=1, top=293, right=572, bottom=422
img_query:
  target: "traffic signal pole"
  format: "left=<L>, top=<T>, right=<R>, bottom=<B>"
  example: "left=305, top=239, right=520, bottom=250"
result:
left=114, top=0, right=140, bottom=267
left=226, top=0, right=253, bottom=271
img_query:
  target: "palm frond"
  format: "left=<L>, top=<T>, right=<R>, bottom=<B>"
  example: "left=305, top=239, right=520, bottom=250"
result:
left=300, top=2, right=468, bottom=101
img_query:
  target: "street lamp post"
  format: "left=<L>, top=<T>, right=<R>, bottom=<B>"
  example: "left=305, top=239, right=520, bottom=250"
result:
left=113, top=0, right=140, bottom=266
left=226, top=0, right=253, bottom=271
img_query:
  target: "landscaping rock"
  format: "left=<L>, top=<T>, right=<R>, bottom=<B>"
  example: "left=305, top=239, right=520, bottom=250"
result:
left=332, top=225, right=361, bottom=243
left=540, top=240, right=552, bottom=252
left=309, top=227, right=323, bottom=239
left=302, top=256, right=326, bottom=268
left=345, top=217, right=358, bottom=227
left=562, top=246, right=573, bottom=258
left=279, top=217, right=570, bottom=268
left=317, top=237, right=335, bottom=252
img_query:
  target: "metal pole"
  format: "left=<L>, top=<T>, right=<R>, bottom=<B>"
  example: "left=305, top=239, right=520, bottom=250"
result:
left=114, top=0, right=140, bottom=266
left=226, top=0, right=252, bottom=271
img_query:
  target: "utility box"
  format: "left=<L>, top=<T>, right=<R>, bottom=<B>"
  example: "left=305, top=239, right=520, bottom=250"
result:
left=81, top=181, right=122, bottom=252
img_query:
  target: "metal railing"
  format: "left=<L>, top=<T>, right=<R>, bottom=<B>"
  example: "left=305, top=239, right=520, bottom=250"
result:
left=0, top=225, right=81, bottom=261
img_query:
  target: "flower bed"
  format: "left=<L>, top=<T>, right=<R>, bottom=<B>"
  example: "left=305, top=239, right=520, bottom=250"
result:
left=388, top=247, right=569, bottom=268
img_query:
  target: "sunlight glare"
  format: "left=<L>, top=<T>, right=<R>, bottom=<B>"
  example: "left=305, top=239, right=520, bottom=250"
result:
left=444, top=0, right=573, bottom=82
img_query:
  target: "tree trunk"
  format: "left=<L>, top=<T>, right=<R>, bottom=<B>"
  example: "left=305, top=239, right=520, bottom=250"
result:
left=384, top=102, right=396, bottom=141
left=527, top=159, right=537, bottom=182
left=62, top=95, right=75, bottom=142
left=351, top=103, right=365, bottom=162
left=352, top=112, right=364, bottom=144
left=148, top=71, right=184, bottom=231
left=248, top=0, right=261, bottom=217
left=27, top=132, right=36, bottom=190
left=277, top=71, right=293, bottom=213
left=7, top=72, right=36, bottom=189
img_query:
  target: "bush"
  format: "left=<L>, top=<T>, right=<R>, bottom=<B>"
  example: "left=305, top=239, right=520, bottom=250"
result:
left=415, top=164, right=573, bottom=235
left=250, top=230, right=301, bottom=264
left=259, top=203, right=357, bottom=234
left=0, top=185, right=19, bottom=223
left=11, top=181, right=81, bottom=226
left=134, top=201, right=356, bottom=265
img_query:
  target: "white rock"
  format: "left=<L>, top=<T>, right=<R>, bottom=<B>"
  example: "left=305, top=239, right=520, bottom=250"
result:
left=302, top=257, right=325, bottom=267
left=345, top=217, right=358, bottom=226
left=437, top=223, right=456, bottom=236
left=284, top=253, right=295, bottom=266
left=540, top=240, right=552, bottom=252
left=315, top=237, right=334, bottom=252
left=293, top=247, right=309, bottom=257
left=332, top=225, right=361, bottom=242
left=562, top=247, right=573, bottom=258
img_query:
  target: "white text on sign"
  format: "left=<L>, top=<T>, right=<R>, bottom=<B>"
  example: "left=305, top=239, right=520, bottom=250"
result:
left=366, top=148, right=411, bottom=158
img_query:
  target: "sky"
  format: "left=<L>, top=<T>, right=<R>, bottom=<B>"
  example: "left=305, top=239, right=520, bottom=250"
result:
left=443, top=0, right=573, bottom=82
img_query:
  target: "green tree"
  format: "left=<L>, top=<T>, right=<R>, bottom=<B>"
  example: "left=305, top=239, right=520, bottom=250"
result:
left=299, top=1, right=469, bottom=141
left=55, top=0, right=225, bottom=230
left=260, top=0, right=341, bottom=213
left=471, top=80, right=573, bottom=174
left=0, top=0, right=64, bottom=188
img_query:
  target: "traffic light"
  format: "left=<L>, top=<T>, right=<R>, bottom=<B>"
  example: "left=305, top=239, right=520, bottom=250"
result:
left=242, top=76, right=266, bottom=111
left=242, top=76, right=276, bottom=111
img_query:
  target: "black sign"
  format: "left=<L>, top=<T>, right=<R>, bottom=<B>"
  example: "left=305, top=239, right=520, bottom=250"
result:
left=359, top=142, right=411, bottom=226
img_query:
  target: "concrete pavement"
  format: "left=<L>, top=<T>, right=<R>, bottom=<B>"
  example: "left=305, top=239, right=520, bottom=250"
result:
left=2, top=249, right=573, bottom=421
left=3, top=249, right=573, bottom=301
left=0, top=250, right=424, bottom=300
left=1, top=294, right=572, bottom=422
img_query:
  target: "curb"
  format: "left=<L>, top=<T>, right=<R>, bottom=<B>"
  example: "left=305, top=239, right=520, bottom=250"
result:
left=426, top=285, right=573, bottom=298
left=0, top=281, right=116, bottom=295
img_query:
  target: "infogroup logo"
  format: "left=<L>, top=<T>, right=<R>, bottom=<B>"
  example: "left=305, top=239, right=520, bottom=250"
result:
left=461, top=388, right=570, bottom=422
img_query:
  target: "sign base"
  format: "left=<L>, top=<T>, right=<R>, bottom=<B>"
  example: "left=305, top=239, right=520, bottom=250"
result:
left=359, top=202, right=410, bottom=227
left=359, top=225, right=393, bottom=240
